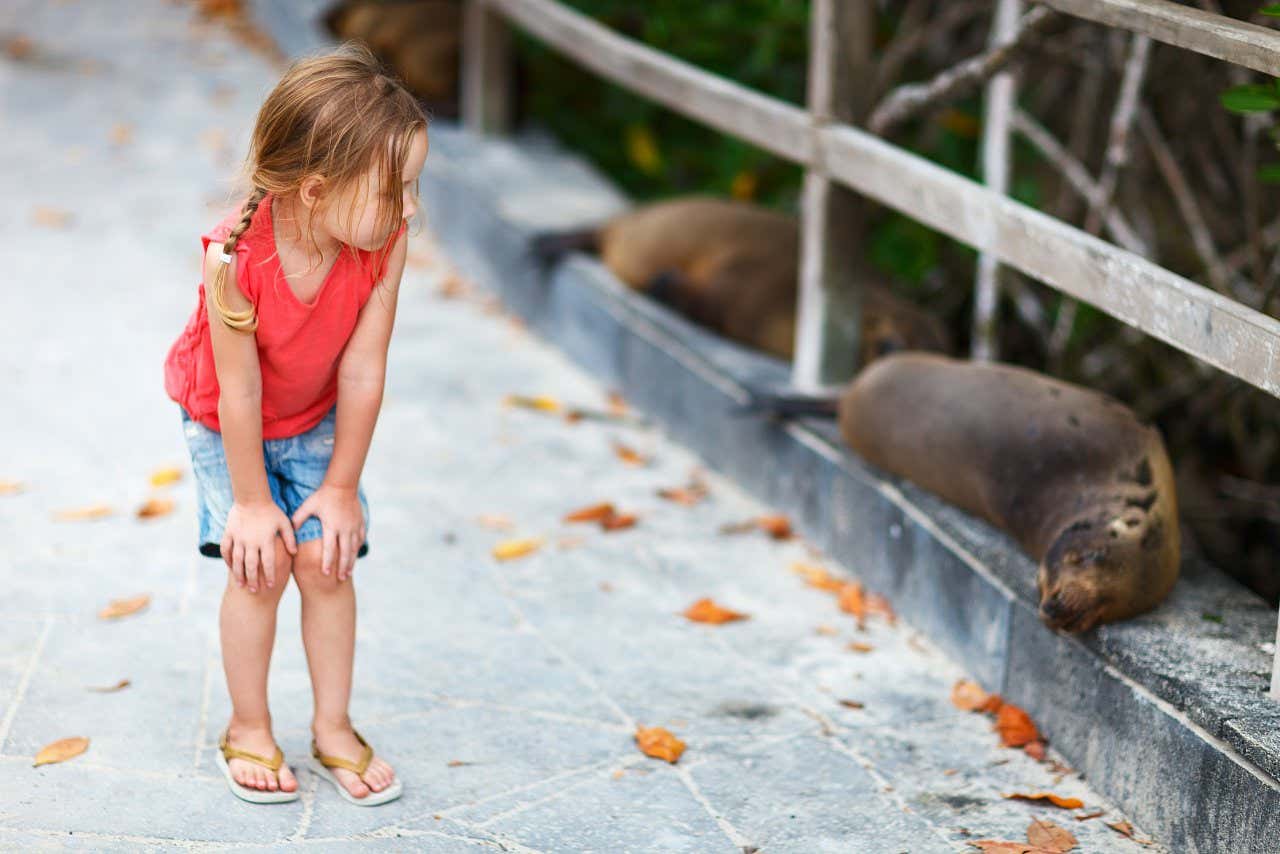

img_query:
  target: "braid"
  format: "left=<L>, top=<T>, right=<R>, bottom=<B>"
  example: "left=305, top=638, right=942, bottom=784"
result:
left=209, top=187, right=267, bottom=333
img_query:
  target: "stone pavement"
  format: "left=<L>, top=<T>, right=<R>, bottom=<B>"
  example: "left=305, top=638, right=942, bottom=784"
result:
left=0, top=1, right=1164, bottom=850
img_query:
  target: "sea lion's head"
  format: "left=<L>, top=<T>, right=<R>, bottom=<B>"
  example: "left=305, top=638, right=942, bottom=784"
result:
left=1038, top=509, right=1153, bottom=632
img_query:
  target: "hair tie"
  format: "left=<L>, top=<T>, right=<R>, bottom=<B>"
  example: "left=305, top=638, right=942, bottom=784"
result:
left=219, top=251, right=233, bottom=264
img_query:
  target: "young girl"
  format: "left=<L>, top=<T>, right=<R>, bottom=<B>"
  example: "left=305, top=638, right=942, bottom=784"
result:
left=163, top=44, right=428, bottom=806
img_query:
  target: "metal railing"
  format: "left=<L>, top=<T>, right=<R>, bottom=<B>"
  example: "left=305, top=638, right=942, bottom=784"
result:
left=459, top=0, right=1280, bottom=695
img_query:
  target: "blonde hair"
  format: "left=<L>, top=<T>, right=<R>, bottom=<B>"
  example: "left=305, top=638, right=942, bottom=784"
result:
left=210, top=42, right=427, bottom=332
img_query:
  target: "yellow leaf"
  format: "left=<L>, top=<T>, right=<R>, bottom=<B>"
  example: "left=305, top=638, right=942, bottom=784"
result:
left=625, top=124, right=662, bottom=175
left=98, top=594, right=150, bottom=620
left=730, top=170, right=758, bottom=201
left=33, top=736, right=89, bottom=767
left=504, top=394, right=560, bottom=412
left=53, top=503, right=114, bottom=522
left=634, top=725, right=684, bottom=763
left=148, top=466, right=183, bottom=487
left=492, top=537, right=543, bottom=561
left=136, top=496, right=175, bottom=519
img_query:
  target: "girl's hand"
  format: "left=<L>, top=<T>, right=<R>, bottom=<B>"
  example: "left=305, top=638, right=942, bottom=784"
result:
left=222, top=501, right=298, bottom=593
left=291, top=484, right=366, bottom=582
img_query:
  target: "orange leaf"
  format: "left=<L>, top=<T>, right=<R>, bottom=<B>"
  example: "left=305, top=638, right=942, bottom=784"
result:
left=53, top=503, right=113, bottom=522
left=756, top=514, right=792, bottom=539
left=657, top=482, right=708, bottom=505
left=865, top=592, right=896, bottom=624
left=613, top=442, right=648, bottom=466
left=1002, top=792, right=1085, bottom=810
left=996, top=703, right=1042, bottom=748
left=634, top=725, right=685, bottom=763
left=87, top=678, right=131, bottom=693
left=790, top=562, right=845, bottom=592
left=847, top=641, right=875, bottom=653
left=109, top=123, right=133, bottom=145
left=683, top=597, right=749, bottom=624
left=607, top=390, right=628, bottom=416
left=837, top=582, right=867, bottom=624
left=136, top=496, right=175, bottom=519
left=1024, top=740, right=1047, bottom=761
left=492, top=538, right=543, bottom=561
left=98, top=594, right=150, bottom=620
left=600, top=512, right=638, bottom=531
left=951, top=679, right=1002, bottom=713
left=1027, top=817, right=1077, bottom=853
left=1074, top=810, right=1105, bottom=822
left=33, top=736, right=89, bottom=767
left=0, top=478, right=25, bottom=495
left=148, top=466, right=183, bottom=487
left=564, top=502, right=615, bottom=523
left=31, top=206, right=73, bottom=228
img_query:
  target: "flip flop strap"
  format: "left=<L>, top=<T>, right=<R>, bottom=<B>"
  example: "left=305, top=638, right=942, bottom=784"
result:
left=219, top=728, right=283, bottom=772
left=311, top=728, right=373, bottom=776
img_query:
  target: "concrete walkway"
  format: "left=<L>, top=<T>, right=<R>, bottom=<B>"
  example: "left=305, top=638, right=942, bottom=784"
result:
left=0, top=1, right=1163, bottom=851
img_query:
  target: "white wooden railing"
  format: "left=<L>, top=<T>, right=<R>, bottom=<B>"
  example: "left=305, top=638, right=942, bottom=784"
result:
left=459, top=0, right=1280, bottom=695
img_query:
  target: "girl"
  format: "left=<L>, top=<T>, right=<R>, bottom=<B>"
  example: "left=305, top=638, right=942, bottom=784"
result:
left=163, top=44, right=428, bottom=806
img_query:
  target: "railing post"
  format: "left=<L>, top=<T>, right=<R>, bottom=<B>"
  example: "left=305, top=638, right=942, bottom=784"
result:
left=792, top=0, right=875, bottom=391
left=462, top=0, right=514, bottom=135
left=972, top=0, right=1021, bottom=362
left=1271, top=613, right=1280, bottom=699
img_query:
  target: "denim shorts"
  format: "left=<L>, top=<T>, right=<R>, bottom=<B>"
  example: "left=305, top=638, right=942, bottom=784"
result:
left=180, top=405, right=370, bottom=560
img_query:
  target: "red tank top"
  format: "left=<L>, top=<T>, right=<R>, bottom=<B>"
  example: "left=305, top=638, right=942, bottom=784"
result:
left=163, top=194, right=404, bottom=439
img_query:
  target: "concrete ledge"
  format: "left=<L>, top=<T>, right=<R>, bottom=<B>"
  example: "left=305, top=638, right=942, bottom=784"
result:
left=420, top=121, right=1280, bottom=852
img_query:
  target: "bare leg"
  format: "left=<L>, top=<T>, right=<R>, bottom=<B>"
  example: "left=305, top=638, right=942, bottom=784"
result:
left=218, top=537, right=298, bottom=793
left=294, top=539, right=396, bottom=798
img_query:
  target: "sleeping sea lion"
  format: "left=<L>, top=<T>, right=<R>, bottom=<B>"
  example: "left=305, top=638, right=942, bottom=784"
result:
left=753, top=352, right=1181, bottom=632
left=326, top=0, right=461, bottom=108
left=533, top=196, right=950, bottom=366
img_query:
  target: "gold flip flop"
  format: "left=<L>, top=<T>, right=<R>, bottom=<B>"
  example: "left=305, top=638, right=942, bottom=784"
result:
left=310, top=728, right=403, bottom=806
left=215, top=727, right=300, bottom=804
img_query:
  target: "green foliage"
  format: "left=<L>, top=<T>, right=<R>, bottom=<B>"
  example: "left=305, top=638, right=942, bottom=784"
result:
left=1219, top=83, right=1280, bottom=114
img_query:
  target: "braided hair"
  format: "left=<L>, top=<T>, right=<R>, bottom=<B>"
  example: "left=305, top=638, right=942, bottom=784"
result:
left=208, top=187, right=267, bottom=332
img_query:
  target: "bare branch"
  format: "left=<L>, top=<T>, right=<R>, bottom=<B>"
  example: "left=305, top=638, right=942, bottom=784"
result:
left=1082, top=34, right=1151, bottom=234
left=868, top=5, right=1056, bottom=136
left=873, top=0, right=989, bottom=100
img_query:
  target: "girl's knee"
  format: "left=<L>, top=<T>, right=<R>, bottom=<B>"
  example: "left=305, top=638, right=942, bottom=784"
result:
left=291, top=540, right=346, bottom=595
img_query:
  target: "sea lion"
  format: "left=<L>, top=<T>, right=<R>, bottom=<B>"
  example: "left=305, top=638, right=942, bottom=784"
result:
left=325, top=0, right=461, bottom=108
left=533, top=196, right=951, bottom=366
left=755, top=352, right=1181, bottom=632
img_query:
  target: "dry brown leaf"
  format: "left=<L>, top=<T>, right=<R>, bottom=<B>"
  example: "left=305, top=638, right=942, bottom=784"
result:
left=847, top=641, right=875, bottom=653
left=598, top=580, right=614, bottom=592
left=837, top=699, right=865, bottom=710
left=3, top=35, right=34, bottom=61
left=1002, top=792, right=1085, bottom=810
left=865, top=592, right=896, bottom=624
left=564, top=502, right=616, bottom=523
left=756, top=514, right=793, bottom=539
left=1027, top=817, right=1077, bottom=852
left=1073, top=810, right=1105, bottom=822
left=1106, top=820, right=1154, bottom=845
left=634, top=725, right=685, bottom=763
left=32, top=206, right=73, bottom=229
left=98, top=594, right=150, bottom=620
left=837, top=581, right=867, bottom=626
left=1024, top=740, right=1047, bottom=761
left=33, top=736, right=89, bottom=767
left=656, top=480, right=709, bottom=506
left=613, top=442, right=648, bottom=466
left=683, top=597, right=749, bottom=624
left=53, top=503, right=114, bottom=522
left=600, top=512, right=638, bottom=531
left=951, top=679, right=1003, bottom=714
left=87, top=678, right=131, bottom=693
left=996, top=703, right=1042, bottom=748
left=492, top=538, right=543, bottom=561
left=476, top=514, right=515, bottom=531
left=0, top=478, right=25, bottom=495
left=148, top=466, right=183, bottom=487
left=790, top=562, right=845, bottom=592
left=136, top=496, right=175, bottom=519
left=109, top=123, right=133, bottom=145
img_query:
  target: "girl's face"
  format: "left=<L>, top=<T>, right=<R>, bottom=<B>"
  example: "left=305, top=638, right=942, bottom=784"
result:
left=317, top=127, right=429, bottom=251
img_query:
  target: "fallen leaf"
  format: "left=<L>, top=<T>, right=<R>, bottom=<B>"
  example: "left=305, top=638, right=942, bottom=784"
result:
left=613, top=442, right=648, bottom=466
left=0, top=478, right=25, bottom=495
left=1105, top=820, right=1153, bottom=844
left=967, top=843, right=1044, bottom=854
left=53, top=503, right=114, bottom=522
left=847, top=641, right=875, bottom=653
left=837, top=699, right=865, bottom=709
left=952, top=679, right=1003, bottom=714
left=492, top=538, right=543, bottom=561
left=790, top=562, right=845, bottom=592
left=756, top=514, right=793, bottom=539
left=33, top=736, right=89, bottom=767
left=504, top=394, right=560, bottom=413
left=1024, top=740, right=1047, bottom=761
left=865, top=592, right=896, bottom=624
left=657, top=480, right=709, bottom=506
left=598, top=580, right=614, bottom=592
left=600, top=512, right=637, bottom=531
left=564, top=502, right=615, bottom=523
left=837, top=582, right=867, bottom=626
left=136, top=496, right=175, bottom=519
left=1026, top=817, right=1077, bottom=852
left=87, top=679, right=131, bottom=693
left=995, top=703, right=1042, bottom=748
left=634, top=725, right=685, bottom=763
left=1002, top=792, right=1085, bottom=810
left=814, top=624, right=839, bottom=636
left=438, top=272, right=471, bottom=298
left=476, top=514, right=514, bottom=531
left=607, top=391, right=628, bottom=415
left=148, top=466, right=183, bottom=487
left=3, top=35, right=34, bottom=61
left=446, top=759, right=473, bottom=767
left=98, top=594, right=150, bottom=620
left=1073, top=809, right=1105, bottom=822
left=109, top=123, right=133, bottom=145
left=32, top=206, right=73, bottom=228
left=611, top=768, right=625, bottom=779
left=683, top=597, right=749, bottom=624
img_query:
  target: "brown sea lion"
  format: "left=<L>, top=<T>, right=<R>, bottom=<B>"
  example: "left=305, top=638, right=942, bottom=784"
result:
left=533, top=196, right=950, bottom=366
left=325, top=0, right=460, bottom=107
left=756, top=352, right=1181, bottom=632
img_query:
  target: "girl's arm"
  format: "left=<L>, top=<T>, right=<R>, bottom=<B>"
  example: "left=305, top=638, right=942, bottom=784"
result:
left=292, top=228, right=408, bottom=579
left=205, top=243, right=298, bottom=591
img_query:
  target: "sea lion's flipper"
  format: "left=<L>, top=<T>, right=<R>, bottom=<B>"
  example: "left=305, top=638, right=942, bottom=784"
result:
left=530, top=228, right=600, bottom=265
left=733, top=388, right=840, bottom=419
